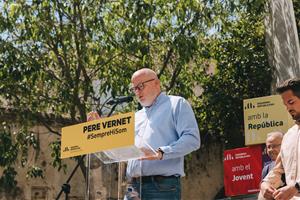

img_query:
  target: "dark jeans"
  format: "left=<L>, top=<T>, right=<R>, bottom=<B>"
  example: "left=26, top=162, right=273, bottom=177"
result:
left=124, top=176, right=181, bottom=200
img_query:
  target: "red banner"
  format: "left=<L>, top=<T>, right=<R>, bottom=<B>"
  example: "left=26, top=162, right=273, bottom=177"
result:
left=224, top=145, right=262, bottom=197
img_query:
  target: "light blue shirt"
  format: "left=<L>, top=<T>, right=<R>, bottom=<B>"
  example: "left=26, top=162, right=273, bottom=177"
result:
left=126, top=93, right=200, bottom=177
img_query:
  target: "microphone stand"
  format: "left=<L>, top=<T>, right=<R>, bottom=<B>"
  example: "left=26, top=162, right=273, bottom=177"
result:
left=55, top=156, right=84, bottom=200
left=107, top=103, right=118, bottom=117
left=55, top=101, right=120, bottom=200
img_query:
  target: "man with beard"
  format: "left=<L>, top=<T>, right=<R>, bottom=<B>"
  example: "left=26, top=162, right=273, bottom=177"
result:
left=124, top=68, right=200, bottom=200
left=260, top=78, right=300, bottom=200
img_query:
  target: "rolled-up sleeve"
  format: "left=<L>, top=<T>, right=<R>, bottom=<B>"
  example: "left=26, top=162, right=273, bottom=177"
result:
left=263, top=152, right=284, bottom=188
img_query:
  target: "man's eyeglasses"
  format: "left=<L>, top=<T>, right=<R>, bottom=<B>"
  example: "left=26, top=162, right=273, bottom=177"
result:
left=129, top=79, right=155, bottom=93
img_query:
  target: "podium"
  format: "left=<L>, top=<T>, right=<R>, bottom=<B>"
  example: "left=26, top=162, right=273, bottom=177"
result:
left=60, top=111, right=157, bottom=199
left=85, top=133, right=157, bottom=200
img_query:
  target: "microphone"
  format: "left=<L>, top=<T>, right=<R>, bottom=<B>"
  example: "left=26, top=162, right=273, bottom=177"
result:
left=107, top=96, right=134, bottom=105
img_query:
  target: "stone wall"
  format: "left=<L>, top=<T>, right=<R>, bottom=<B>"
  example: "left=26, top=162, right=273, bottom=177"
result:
left=182, top=143, right=224, bottom=200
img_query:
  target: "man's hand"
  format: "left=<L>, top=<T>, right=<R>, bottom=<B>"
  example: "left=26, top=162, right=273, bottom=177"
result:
left=139, top=148, right=162, bottom=160
left=87, top=111, right=101, bottom=121
left=261, top=182, right=276, bottom=200
left=273, top=185, right=298, bottom=200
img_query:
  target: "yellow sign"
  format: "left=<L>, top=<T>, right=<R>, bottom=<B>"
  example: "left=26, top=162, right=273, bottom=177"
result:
left=243, top=95, right=294, bottom=145
left=61, top=112, right=134, bottom=158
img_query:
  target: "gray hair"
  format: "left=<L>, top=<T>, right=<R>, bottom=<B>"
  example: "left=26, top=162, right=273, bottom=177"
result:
left=266, top=131, right=283, bottom=140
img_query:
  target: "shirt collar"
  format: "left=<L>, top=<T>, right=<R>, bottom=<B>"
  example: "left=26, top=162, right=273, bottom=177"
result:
left=144, top=92, right=165, bottom=111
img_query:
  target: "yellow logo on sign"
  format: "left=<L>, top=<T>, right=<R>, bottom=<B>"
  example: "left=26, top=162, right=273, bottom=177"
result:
left=61, top=112, right=135, bottom=159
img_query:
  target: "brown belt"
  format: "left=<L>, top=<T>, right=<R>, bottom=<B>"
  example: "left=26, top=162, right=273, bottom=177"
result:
left=130, top=175, right=179, bottom=183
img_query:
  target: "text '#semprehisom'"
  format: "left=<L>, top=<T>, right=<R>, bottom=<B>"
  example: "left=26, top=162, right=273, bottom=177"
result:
left=87, top=127, right=128, bottom=140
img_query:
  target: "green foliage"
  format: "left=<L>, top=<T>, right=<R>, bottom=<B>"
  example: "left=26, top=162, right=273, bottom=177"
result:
left=194, top=0, right=272, bottom=148
left=49, top=140, right=67, bottom=173
left=0, top=126, right=18, bottom=167
left=26, top=166, right=44, bottom=179
left=293, top=0, right=300, bottom=40
left=0, top=167, right=17, bottom=192
left=0, top=123, right=40, bottom=190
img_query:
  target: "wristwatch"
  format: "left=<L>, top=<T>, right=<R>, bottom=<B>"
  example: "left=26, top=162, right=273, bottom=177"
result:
left=295, top=182, right=300, bottom=193
left=158, top=148, right=164, bottom=160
